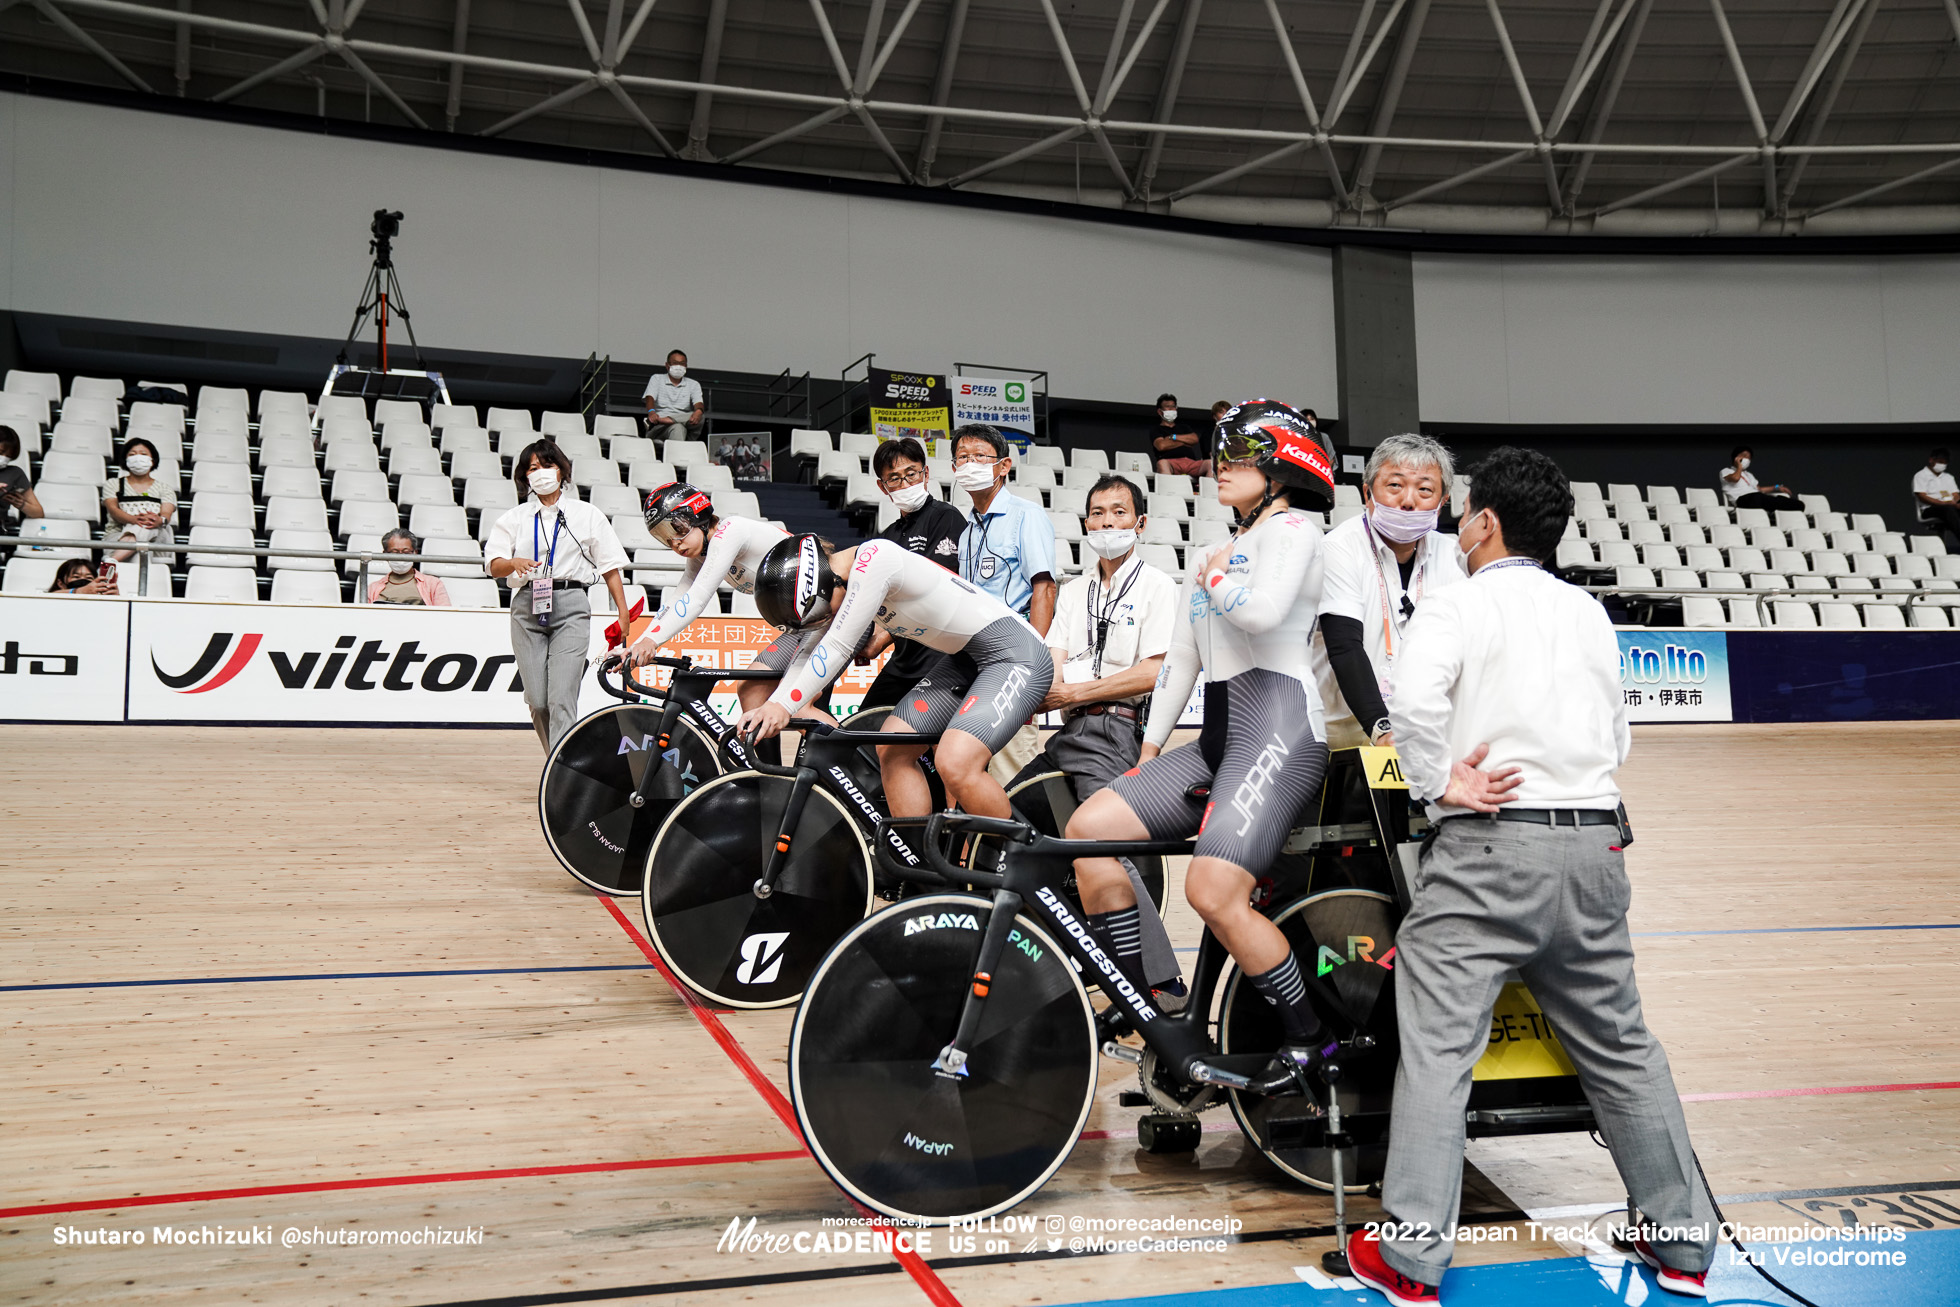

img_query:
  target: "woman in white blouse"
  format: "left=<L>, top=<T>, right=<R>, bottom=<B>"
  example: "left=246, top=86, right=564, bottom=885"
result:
left=484, top=439, right=629, bottom=750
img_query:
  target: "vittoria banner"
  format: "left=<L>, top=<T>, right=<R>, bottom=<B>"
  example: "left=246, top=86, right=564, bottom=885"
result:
left=0, top=595, right=129, bottom=722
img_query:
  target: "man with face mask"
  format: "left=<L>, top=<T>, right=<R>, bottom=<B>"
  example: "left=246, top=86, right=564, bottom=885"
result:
left=1032, top=473, right=1178, bottom=799
left=856, top=437, right=968, bottom=712
left=1150, top=392, right=1210, bottom=478
left=642, top=349, right=704, bottom=441
left=1912, top=446, right=1960, bottom=551
left=953, top=423, right=1057, bottom=780
left=1313, top=433, right=1466, bottom=751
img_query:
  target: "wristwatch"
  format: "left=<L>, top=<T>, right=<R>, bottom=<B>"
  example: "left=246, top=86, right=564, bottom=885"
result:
left=1369, top=718, right=1394, bottom=743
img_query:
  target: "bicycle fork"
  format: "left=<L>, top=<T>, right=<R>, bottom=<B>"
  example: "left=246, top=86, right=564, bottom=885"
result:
left=931, top=891, right=1024, bottom=1079
left=752, top=766, right=819, bottom=900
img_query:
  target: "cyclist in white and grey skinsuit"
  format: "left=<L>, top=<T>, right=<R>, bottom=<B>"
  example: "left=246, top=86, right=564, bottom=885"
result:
left=621, top=482, right=834, bottom=727
left=737, top=534, right=1053, bottom=828
left=1067, top=401, right=1343, bottom=1096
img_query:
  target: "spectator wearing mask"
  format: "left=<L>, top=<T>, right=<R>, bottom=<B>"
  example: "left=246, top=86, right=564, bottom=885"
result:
left=1912, top=447, right=1960, bottom=551
left=1313, top=433, right=1467, bottom=751
left=49, top=557, right=118, bottom=595
left=1, top=424, right=46, bottom=536
left=954, top=422, right=1058, bottom=781
left=1151, top=393, right=1210, bottom=478
left=103, top=437, right=176, bottom=562
left=1720, top=445, right=1800, bottom=511
left=858, top=437, right=967, bottom=712
left=367, top=528, right=453, bottom=606
left=486, top=440, right=630, bottom=751
left=643, top=349, right=704, bottom=441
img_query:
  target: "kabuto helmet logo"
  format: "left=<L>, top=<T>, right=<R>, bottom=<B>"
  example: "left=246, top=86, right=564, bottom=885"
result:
left=797, top=536, right=822, bottom=613
left=152, top=632, right=263, bottom=694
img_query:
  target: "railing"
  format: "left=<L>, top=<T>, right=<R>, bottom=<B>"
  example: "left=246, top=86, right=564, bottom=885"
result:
left=819, top=352, right=878, bottom=433
left=578, top=353, right=611, bottom=421
left=705, top=368, right=813, bottom=429
left=2, top=534, right=495, bottom=605
left=1580, top=582, right=1955, bottom=627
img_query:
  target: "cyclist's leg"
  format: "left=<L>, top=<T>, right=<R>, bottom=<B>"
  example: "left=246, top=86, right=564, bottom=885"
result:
left=933, top=619, right=1053, bottom=819
left=1068, top=744, right=1211, bottom=996
left=1183, top=671, right=1331, bottom=1082
left=879, top=652, right=971, bottom=818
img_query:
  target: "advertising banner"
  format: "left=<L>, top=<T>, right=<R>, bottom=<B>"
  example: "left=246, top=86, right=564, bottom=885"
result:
left=1616, top=630, right=1732, bottom=723
left=950, top=376, right=1036, bottom=446
left=0, top=594, right=129, bottom=722
left=868, top=369, right=951, bottom=452
left=129, top=600, right=531, bottom=724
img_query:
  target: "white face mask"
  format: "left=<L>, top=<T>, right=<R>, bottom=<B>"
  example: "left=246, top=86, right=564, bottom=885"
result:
left=528, top=468, right=561, bottom=496
left=126, top=455, right=154, bottom=476
left=387, top=555, right=414, bottom=575
left=0, top=454, right=14, bottom=469
left=1084, top=527, right=1137, bottom=559
left=1737, top=456, right=1751, bottom=470
left=954, top=462, right=999, bottom=493
left=668, top=364, right=687, bottom=381
left=889, top=482, right=930, bottom=512
left=1160, top=408, right=1177, bottom=423
left=1456, top=510, right=1489, bottom=572
left=1935, top=463, right=1949, bottom=474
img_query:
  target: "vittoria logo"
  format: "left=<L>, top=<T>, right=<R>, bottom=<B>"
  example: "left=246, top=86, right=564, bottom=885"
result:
left=151, top=632, right=262, bottom=694
left=148, top=632, right=522, bottom=694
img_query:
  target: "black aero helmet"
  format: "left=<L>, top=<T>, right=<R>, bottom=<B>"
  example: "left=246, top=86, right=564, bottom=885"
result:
left=754, top=534, right=840, bottom=629
left=643, top=480, right=715, bottom=545
left=1213, top=399, right=1338, bottom=513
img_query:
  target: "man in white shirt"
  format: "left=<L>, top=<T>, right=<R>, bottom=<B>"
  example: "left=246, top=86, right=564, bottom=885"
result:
left=1313, top=433, right=1465, bottom=751
left=1344, top=447, right=1715, bottom=1307
left=642, top=349, right=704, bottom=441
left=1912, top=446, right=1959, bottom=549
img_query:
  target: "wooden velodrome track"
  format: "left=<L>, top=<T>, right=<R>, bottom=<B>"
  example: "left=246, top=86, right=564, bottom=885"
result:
left=5, top=721, right=1958, bottom=1307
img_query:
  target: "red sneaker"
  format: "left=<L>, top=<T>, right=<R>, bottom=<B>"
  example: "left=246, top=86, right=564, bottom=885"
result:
left=1631, top=1236, right=1709, bottom=1298
left=1346, top=1228, right=1441, bottom=1307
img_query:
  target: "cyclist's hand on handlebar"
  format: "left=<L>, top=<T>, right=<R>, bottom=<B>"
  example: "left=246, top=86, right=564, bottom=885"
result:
left=622, top=638, right=660, bottom=668
left=736, top=701, right=792, bottom=741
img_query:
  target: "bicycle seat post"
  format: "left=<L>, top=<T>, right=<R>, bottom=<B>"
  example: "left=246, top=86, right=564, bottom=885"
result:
left=931, top=888, right=1024, bottom=1080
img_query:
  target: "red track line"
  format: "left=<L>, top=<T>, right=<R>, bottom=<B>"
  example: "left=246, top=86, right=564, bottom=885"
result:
left=1682, top=1078, right=1960, bottom=1102
left=0, top=1148, right=809, bottom=1220
left=594, top=894, right=962, bottom=1307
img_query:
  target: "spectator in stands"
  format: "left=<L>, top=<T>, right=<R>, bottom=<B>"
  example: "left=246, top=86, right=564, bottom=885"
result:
left=1913, top=447, right=1960, bottom=550
left=103, top=436, right=176, bottom=563
left=643, top=349, right=704, bottom=441
left=1301, top=408, right=1320, bottom=431
left=48, top=558, right=117, bottom=595
left=1150, top=393, right=1210, bottom=479
left=486, top=440, right=630, bottom=751
left=857, top=437, right=968, bottom=711
left=1, top=425, right=46, bottom=536
left=1720, top=445, right=1800, bottom=512
left=367, top=528, right=453, bottom=607
left=954, top=422, right=1058, bottom=782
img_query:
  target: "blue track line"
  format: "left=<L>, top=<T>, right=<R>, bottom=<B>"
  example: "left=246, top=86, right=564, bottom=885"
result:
left=0, top=964, right=654, bottom=993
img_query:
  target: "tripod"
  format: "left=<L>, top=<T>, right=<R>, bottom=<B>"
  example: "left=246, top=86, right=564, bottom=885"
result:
left=339, top=210, right=423, bottom=373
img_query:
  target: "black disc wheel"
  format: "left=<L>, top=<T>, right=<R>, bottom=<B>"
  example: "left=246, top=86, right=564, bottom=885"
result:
left=966, top=770, right=1166, bottom=910
left=641, top=772, right=875, bottom=1008
left=539, top=705, right=725, bottom=895
left=790, top=892, right=1097, bottom=1224
left=1220, top=889, right=1401, bottom=1192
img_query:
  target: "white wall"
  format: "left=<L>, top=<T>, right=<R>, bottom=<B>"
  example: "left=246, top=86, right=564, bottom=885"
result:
left=1414, top=253, right=1960, bottom=426
left=0, top=93, right=1339, bottom=409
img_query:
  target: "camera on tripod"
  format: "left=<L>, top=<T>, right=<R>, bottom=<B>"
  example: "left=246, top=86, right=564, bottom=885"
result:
left=369, top=209, right=404, bottom=265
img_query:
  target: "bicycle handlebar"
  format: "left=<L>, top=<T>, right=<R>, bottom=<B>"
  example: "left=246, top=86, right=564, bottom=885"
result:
left=597, top=660, right=669, bottom=704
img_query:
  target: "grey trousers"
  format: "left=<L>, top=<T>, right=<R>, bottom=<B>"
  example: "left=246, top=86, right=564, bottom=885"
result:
left=510, top=585, right=591, bottom=752
left=1380, top=817, right=1716, bottom=1285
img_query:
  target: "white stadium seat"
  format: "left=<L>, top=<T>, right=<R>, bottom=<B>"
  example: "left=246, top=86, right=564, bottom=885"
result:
left=330, top=470, right=391, bottom=504
left=592, top=415, right=640, bottom=443
left=420, top=537, right=484, bottom=578
left=397, top=473, right=458, bottom=508
left=264, top=496, right=329, bottom=533
left=3, top=556, right=62, bottom=592
left=6, top=370, right=64, bottom=407
left=373, top=399, right=424, bottom=428
left=410, top=504, right=470, bottom=538
left=14, top=518, right=93, bottom=558
left=267, top=529, right=335, bottom=572
left=463, top=478, right=517, bottom=515
left=271, top=570, right=344, bottom=605
left=444, top=576, right=503, bottom=609
left=186, top=567, right=260, bottom=602
left=187, top=525, right=255, bottom=567
left=336, top=499, right=400, bottom=538
left=390, top=445, right=446, bottom=478
left=430, top=403, right=478, bottom=431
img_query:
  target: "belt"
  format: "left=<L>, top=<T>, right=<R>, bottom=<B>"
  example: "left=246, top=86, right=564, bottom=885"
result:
left=1066, top=703, right=1142, bottom=722
left=1446, top=808, right=1618, bottom=828
left=545, top=578, right=584, bottom=590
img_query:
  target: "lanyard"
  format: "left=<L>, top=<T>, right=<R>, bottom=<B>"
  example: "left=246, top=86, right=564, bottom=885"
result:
left=1478, top=557, right=1543, bottom=576
left=1085, top=558, right=1142, bottom=679
left=533, top=508, right=565, bottom=576
left=1363, top=517, right=1425, bottom=662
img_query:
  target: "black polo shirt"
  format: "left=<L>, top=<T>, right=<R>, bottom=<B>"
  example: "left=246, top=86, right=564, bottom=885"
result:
left=1146, top=419, right=1205, bottom=462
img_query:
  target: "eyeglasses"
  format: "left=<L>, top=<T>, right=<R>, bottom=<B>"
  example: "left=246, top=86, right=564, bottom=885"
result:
left=953, top=454, right=999, bottom=468
left=880, top=468, right=927, bottom=488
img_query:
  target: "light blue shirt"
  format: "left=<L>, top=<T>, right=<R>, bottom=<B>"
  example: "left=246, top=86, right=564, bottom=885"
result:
left=960, top=488, right=1056, bottom=618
